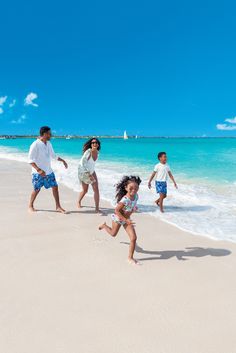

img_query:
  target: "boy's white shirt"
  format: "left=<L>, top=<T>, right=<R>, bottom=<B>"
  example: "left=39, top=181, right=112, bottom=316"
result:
left=154, top=162, right=171, bottom=182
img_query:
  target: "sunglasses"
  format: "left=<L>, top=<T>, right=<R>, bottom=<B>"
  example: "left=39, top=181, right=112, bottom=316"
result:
left=91, top=141, right=98, bottom=144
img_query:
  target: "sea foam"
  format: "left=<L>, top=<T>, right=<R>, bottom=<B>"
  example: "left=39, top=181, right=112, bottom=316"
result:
left=1, top=146, right=236, bottom=242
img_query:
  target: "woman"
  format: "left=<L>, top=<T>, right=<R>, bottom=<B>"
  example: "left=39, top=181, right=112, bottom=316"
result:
left=78, top=138, right=101, bottom=212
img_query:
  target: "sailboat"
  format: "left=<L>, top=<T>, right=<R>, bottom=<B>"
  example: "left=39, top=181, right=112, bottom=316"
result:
left=124, top=130, right=128, bottom=140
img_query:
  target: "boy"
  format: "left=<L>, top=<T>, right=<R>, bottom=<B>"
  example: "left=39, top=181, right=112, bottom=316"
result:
left=148, top=152, right=177, bottom=212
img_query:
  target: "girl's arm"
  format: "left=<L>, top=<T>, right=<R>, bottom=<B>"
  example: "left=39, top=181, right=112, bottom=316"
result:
left=168, top=171, right=178, bottom=189
left=148, top=171, right=156, bottom=189
left=115, top=202, right=133, bottom=224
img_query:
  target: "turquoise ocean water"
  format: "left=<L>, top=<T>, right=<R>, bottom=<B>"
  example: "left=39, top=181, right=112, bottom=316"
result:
left=0, top=137, right=236, bottom=241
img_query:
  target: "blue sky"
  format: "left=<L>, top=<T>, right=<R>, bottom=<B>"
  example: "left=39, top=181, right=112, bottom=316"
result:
left=0, top=0, right=236, bottom=136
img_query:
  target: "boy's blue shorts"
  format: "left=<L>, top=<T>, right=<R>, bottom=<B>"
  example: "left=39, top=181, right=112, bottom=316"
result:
left=155, top=181, right=167, bottom=195
left=32, top=172, right=58, bottom=191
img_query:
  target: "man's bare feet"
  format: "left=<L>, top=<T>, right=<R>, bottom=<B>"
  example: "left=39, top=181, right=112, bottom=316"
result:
left=96, top=209, right=104, bottom=215
left=56, top=206, right=67, bottom=214
left=28, top=206, right=36, bottom=213
left=98, top=222, right=106, bottom=230
left=127, top=258, right=139, bottom=265
left=155, top=199, right=160, bottom=207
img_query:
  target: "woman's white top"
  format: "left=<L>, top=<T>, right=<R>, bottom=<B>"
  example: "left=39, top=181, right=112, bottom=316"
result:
left=79, top=148, right=98, bottom=174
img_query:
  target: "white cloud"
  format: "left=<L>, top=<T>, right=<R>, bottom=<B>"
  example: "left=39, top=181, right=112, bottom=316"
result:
left=216, top=116, right=236, bottom=131
left=9, top=99, right=16, bottom=108
left=0, top=107, right=3, bottom=114
left=0, top=96, right=7, bottom=106
left=225, top=117, right=236, bottom=124
left=11, top=114, right=27, bottom=124
left=216, top=123, right=236, bottom=131
left=24, top=92, right=38, bottom=107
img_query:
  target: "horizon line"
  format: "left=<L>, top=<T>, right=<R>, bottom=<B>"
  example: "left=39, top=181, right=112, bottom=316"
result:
left=0, top=134, right=236, bottom=139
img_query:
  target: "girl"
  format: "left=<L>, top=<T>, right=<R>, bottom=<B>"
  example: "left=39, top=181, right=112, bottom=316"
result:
left=99, top=175, right=141, bottom=264
left=78, top=138, right=101, bottom=213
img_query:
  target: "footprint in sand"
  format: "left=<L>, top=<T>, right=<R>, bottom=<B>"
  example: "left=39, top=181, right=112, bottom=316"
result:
left=93, top=236, right=108, bottom=244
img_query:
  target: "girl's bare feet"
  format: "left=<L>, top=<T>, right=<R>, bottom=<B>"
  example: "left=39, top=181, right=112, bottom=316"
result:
left=98, top=222, right=106, bottom=230
left=28, top=206, right=36, bottom=213
left=56, top=206, right=67, bottom=214
left=96, top=209, right=104, bottom=215
left=127, top=258, right=139, bottom=265
left=77, top=202, right=82, bottom=209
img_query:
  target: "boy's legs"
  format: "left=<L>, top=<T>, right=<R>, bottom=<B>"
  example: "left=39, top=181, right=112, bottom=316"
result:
left=155, top=181, right=167, bottom=212
left=159, top=193, right=166, bottom=213
left=155, top=197, right=160, bottom=206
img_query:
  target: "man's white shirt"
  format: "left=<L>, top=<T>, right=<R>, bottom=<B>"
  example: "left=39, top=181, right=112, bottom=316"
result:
left=28, top=139, right=58, bottom=175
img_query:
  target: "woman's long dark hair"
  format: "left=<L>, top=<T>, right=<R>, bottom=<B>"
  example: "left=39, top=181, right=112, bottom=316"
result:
left=115, top=175, right=142, bottom=202
left=83, top=138, right=101, bottom=153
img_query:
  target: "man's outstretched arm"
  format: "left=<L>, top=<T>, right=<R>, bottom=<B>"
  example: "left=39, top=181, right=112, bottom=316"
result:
left=57, top=157, right=68, bottom=169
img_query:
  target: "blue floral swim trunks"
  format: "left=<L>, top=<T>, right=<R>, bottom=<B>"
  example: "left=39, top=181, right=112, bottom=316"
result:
left=32, top=172, right=58, bottom=191
left=155, top=181, right=167, bottom=195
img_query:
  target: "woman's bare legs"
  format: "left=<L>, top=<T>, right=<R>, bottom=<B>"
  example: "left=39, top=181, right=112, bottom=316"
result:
left=78, top=182, right=89, bottom=208
left=99, top=221, right=121, bottom=237
left=92, top=172, right=100, bottom=212
left=124, top=224, right=138, bottom=264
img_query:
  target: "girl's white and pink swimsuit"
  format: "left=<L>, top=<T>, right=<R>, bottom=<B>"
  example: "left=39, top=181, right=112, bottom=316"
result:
left=111, top=194, right=138, bottom=225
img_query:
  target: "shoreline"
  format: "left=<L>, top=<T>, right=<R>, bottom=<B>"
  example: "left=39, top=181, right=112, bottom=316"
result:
left=1, top=159, right=235, bottom=249
left=0, top=154, right=235, bottom=243
left=0, top=158, right=235, bottom=251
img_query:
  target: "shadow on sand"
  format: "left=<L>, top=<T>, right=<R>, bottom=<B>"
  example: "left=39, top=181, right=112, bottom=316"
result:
left=138, top=204, right=212, bottom=213
left=121, top=242, right=231, bottom=261
left=36, top=206, right=114, bottom=215
left=37, top=204, right=211, bottom=215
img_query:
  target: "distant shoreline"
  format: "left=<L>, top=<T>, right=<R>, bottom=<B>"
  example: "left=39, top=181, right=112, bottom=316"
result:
left=0, top=135, right=235, bottom=140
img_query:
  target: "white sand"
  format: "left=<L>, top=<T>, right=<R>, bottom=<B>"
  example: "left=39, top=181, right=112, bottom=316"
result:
left=0, top=159, right=236, bottom=353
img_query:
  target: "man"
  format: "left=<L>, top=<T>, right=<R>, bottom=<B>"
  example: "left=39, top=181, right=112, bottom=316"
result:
left=28, top=126, right=68, bottom=213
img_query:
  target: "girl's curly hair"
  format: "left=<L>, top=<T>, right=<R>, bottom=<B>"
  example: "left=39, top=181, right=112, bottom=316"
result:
left=83, top=138, right=101, bottom=153
left=115, top=175, right=142, bottom=202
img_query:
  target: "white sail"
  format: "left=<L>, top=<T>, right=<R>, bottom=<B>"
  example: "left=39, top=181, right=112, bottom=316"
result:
left=124, top=130, right=128, bottom=139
